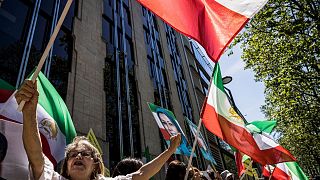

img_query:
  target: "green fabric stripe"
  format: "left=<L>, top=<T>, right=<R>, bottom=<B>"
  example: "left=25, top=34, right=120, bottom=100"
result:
left=248, top=120, right=277, bottom=134
left=148, top=102, right=176, bottom=120
left=285, top=162, right=308, bottom=180
left=0, top=79, right=15, bottom=90
left=212, top=63, right=225, bottom=93
left=37, top=72, right=76, bottom=144
left=242, top=154, right=250, bottom=162
left=148, top=102, right=158, bottom=112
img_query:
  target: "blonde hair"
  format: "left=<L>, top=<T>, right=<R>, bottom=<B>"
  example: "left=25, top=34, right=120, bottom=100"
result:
left=60, top=136, right=105, bottom=179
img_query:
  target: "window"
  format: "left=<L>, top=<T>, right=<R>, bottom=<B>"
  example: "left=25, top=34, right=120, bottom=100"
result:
left=0, top=0, right=75, bottom=97
left=0, top=0, right=30, bottom=85
left=102, top=17, right=113, bottom=43
left=104, top=1, right=141, bottom=167
left=40, top=0, right=54, bottom=16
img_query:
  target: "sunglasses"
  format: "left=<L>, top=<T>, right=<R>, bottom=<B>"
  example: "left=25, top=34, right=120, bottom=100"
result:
left=68, top=150, right=93, bottom=159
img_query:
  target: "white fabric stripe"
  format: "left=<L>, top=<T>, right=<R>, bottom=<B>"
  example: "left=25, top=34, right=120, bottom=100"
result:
left=215, top=0, right=269, bottom=18
left=252, top=132, right=278, bottom=150
left=207, top=84, right=245, bottom=127
left=207, top=84, right=280, bottom=150
left=284, top=163, right=300, bottom=180
left=0, top=120, right=29, bottom=178
left=0, top=96, right=66, bottom=163
left=275, top=163, right=300, bottom=180
left=152, top=112, right=165, bottom=129
left=277, top=163, right=292, bottom=178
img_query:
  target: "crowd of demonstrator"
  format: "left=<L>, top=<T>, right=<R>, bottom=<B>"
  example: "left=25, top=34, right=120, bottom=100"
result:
left=16, top=80, right=235, bottom=180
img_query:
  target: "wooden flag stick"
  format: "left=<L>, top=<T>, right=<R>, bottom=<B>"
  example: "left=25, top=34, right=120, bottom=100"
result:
left=17, top=0, right=73, bottom=111
left=184, top=118, right=203, bottom=180
left=268, top=165, right=275, bottom=180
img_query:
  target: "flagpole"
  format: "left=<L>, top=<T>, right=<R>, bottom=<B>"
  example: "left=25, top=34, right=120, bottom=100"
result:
left=17, top=0, right=73, bottom=111
left=184, top=118, right=203, bottom=180
left=268, top=165, right=275, bottom=180
left=183, top=64, right=218, bottom=180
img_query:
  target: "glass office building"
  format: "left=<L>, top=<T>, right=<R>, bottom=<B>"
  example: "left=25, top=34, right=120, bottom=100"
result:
left=0, top=0, right=236, bottom=177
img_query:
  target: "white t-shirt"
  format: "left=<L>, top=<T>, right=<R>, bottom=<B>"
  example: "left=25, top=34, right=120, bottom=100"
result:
left=29, top=157, right=132, bottom=180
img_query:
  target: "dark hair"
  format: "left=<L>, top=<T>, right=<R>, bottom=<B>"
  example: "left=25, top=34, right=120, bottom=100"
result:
left=165, top=160, right=187, bottom=180
left=112, top=157, right=143, bottom=177
left=60, top=136, right=104, bottom=179
left=187, top=167, right=201, bottom=180
left=207, top=170, right=220, bottom=180
left=156, top=110, right=182, bottom=133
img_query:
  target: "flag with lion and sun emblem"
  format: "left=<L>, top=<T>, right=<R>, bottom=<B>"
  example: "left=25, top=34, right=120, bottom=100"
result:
left=201, top=63, right=295, bottom=165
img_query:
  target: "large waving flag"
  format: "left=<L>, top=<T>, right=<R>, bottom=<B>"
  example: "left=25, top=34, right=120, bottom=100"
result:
left=201, top=63, right=295, bottom=165
left=263, top=162, right=308, bottom=180
left=148, top=103, right=192, bottom=156
left=235, top=120, right=277, bottom=177
left=185, top=117, right=216, bottom=165
left=0, top=72, right=76, bottom=179
left=136, top=0, right=268, bottom=61
left=247, top=120, right=308, bottom=180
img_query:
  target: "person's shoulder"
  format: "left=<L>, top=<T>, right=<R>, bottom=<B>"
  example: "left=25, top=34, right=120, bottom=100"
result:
left=97, top=174, right=133, bottom=180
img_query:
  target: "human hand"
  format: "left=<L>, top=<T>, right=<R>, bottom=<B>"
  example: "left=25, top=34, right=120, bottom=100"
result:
left=168, top=133, right=181, bottom=153
left=15, top=80, right=38, bottom=114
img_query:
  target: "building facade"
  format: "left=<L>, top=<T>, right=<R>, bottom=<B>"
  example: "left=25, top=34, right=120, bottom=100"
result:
left=0, top=0, right=236, bottom=177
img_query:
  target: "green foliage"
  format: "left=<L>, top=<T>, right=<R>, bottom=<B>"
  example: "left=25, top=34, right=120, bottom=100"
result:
left=232, top=0, right=320, bottom=176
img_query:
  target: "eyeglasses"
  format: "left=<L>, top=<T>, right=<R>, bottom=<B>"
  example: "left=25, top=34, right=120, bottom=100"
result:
left=68, top=150, right=93, bottom=159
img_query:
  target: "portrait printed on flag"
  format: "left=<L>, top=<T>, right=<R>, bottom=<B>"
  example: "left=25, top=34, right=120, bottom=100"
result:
left=189, top=121, right=208, bottom=151
left=185, top=117, right=216, bottom=164
left=148, top=103, right=193, bottom=156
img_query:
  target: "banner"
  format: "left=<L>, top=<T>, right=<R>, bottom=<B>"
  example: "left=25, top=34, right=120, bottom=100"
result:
left=185, top=117, right=216, bottom=165
left=148, top=103, right=192, bottom=156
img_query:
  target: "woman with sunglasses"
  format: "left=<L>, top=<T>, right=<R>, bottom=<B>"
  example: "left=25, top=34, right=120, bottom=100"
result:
left=16, top=80, right=181, bottom=180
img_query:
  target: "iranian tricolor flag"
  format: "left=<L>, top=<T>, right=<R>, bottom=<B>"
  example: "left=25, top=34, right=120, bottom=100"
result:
left=201, top=63, right=295, bottom=165
left=136, top=0, right=268, bottom=61
left=263, top=162, right=308, bottom=180
left=234, top=120, right=277, bottom=177
left=0, top=72, right=76, bottom=179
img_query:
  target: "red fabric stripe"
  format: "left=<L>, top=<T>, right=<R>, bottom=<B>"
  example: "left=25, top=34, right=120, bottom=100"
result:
left=262, top=166, right=271, bottom=177
left=0, top=115, right=22, bottom=124
left=0, top=89, right=14, bottom=102
left=235, top=151, right=245, bottom=177
left=40, top=133, right=57, bottom=167
left=136, top=0, right=248, bottom=62
left=160, top=128, right=171, bottom=140
left=269, top=167, right=291, bottom=180
left=202, top=104, right=295, bottom=165
left=0, top=117, right=58, bottom=167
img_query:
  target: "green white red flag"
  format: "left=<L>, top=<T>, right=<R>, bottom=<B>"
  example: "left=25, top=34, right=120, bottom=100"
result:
left=263, top=162, right=308, bottom=180
left=201, top=63, right=295, bottom=165
left=0, top=72, right=76, bottom=179
left=136, top=0, right=268, bottom=61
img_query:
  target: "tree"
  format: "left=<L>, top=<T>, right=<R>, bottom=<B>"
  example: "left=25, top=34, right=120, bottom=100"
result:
left=232, top=0, right=320, bottom=176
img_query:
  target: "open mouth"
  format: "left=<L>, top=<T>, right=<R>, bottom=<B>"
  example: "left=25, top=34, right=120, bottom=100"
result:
left=73, top=160, right=85, bottom=167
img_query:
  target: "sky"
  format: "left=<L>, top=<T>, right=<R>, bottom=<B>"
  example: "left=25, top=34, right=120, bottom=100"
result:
left=218, top=45, right=266, bottom=122
left=194, top=40, right=267, bottom=122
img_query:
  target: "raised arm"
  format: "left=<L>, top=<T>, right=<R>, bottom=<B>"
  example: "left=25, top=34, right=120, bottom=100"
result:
left=15, top=80, right=44, bottom=180
left=131, top=134, right=181, bottom=180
